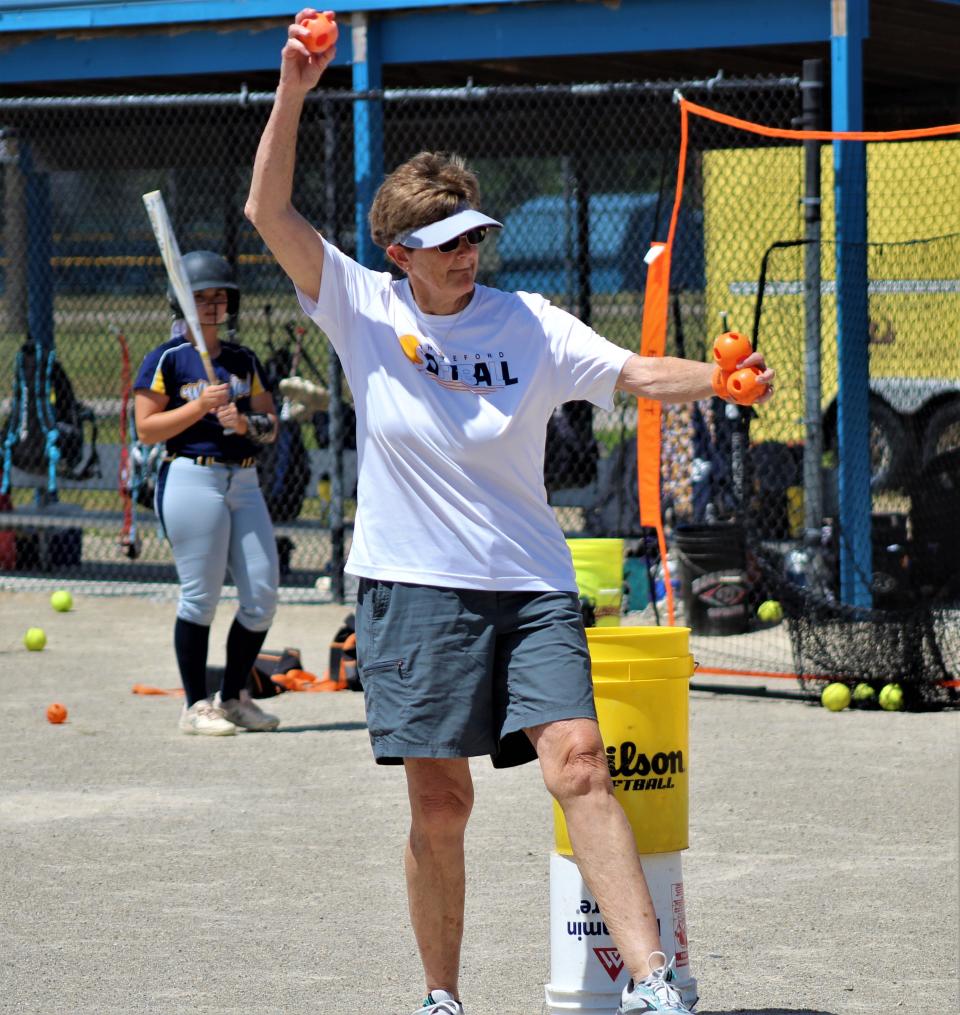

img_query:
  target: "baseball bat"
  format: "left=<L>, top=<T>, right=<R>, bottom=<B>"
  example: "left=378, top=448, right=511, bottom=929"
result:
left=142, top=191, right=217, bottom=385
left=143, top=190, right=234, bottom=433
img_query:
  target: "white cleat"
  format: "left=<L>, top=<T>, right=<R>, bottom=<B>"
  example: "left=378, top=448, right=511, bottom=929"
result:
left=213, top=689, right=280, bottom=731
left=179, top=699, right=237, bottom=736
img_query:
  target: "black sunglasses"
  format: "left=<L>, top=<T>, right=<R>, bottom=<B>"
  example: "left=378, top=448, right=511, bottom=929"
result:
left=435, top=227, right=488, bottom=253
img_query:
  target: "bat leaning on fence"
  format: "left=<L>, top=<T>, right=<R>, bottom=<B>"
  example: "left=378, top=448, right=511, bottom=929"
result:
left=114, top=326, right=141, bottom=560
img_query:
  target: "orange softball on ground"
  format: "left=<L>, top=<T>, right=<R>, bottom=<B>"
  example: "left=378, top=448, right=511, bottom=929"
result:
left=712, top=330, right=753, bottom=372
left=300, top=13, right=339, bottom=53
left=46, top=702, right=68, bottom=724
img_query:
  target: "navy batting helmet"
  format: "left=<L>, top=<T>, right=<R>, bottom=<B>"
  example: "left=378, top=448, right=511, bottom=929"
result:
left=168, top=250, right=240, bottom=329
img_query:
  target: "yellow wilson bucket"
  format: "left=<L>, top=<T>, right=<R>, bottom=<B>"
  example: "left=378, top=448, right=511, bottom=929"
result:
left=554, top=626, right=693, bottom=856
left=567, top=538, right=624, bottom=626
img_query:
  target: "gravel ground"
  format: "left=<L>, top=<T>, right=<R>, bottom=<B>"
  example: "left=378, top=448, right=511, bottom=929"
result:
left=1, top=589, right=957, bottom=1015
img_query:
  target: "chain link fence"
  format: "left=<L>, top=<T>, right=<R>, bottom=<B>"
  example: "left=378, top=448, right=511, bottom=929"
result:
left=2, top=75, right=957, bottom=699
left=0, top=77, right=799, bottom=600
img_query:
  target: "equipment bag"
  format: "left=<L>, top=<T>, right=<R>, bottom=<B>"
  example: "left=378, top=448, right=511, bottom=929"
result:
left=544, top=401, right=598, bottom=492
left=205, top=646, right=305, bottom=699
left=128, top=440, right=164, bottom=511
left=1, top=339, right=99, bottom=494
left=257, top=337, right=313, bottom=523
left=257, top=419, right=311, bottom=522
left=326, top=614, right=360, bottom=691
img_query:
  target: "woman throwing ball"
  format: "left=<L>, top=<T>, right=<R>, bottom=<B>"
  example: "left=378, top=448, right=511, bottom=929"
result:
left=135, top=251, right=281, bottom=736
left=246, top=8, right=774, bottom=1013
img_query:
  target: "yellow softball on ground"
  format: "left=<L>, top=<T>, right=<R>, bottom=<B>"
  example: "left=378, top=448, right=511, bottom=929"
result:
left=852, top=682, right=876, bottom=704
left=24, top=627, right=47, bottom=651
left=50, top=589, right=73, bottom=612
left=821, top=682, right=851, bottom=712
left=757, top=599, right=783, bottom=623
left=879, top=683, right=905, bottom=711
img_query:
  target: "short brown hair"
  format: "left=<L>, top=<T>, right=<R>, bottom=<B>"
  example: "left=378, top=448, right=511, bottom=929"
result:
left=369, top=151, right=481, bottom=249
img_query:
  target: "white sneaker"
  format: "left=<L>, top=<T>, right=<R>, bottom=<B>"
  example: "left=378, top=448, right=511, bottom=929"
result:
left=411, top=990, right=463, bottom=1015
left=617, top=952, right=691, bottom=1014
left=213, top=689, right=280, bottom=731
left=179, top=699, right=237, bottom=736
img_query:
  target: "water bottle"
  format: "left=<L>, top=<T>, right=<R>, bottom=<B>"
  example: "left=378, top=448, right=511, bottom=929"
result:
left=784, top=547, right=809, bottom=588
left=654, top=551, right=684, bottom=621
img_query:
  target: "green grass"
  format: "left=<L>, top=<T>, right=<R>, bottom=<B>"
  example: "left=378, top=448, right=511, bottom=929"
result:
left=0, top=291, right=330, bottom=399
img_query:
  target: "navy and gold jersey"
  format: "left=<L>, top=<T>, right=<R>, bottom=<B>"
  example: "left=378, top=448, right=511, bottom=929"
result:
left=134, top=336, right=271, bottom=460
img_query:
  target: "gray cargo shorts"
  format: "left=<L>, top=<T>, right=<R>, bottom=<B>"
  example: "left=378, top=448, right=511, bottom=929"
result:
left=354, top=578, right=597, bottom=768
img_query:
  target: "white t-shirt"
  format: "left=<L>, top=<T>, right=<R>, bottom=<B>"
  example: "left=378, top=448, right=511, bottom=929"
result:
left=297, top=238, right=632, bottom=591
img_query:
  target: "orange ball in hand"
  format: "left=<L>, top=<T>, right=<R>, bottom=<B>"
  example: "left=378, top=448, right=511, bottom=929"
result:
left=46, top=702, right=68, bottom=724
left=300, top=13, right=339, bottom=53
left=713, top=331, right=753, bottom=372
left=711, top=367, right=731, bottom=400
left=726, top=366, right=765, bottom=405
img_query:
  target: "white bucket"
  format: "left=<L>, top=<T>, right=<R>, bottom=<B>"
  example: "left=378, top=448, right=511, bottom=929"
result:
left=544, top=851, right=698, bottom=1013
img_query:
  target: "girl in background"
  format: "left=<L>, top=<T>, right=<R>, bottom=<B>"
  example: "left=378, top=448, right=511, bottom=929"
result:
left=135, top=251, right=281, bottom=735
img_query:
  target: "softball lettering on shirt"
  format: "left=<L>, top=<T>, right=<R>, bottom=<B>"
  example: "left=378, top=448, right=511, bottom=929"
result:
left=397, top=333, right=520, bottom=392
left=178, top=374, right=253, bottom=404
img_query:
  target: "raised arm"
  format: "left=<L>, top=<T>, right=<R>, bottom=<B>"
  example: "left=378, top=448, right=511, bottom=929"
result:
left=245, top=9, right=338, bottom=302
left=615, top=351, right=774, bottom=404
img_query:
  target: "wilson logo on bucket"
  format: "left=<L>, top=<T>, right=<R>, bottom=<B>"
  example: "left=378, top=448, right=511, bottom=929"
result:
left=593, top=947, right=625, bottom=982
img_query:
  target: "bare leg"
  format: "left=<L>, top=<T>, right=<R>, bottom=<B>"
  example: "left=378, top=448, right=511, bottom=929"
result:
left=403, top=757, right=474, bottom=999
left=528, top=717, right=662, bottom=980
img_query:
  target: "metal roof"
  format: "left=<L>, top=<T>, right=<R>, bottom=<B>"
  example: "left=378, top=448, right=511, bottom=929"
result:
left=0, top=0, right=956, bottom=122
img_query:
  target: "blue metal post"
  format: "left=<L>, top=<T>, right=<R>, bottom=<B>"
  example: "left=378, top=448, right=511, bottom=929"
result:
left=351, top=11, right=384, bottom=269
left=831, top=0, right=872, bottom=607
left=22, top=144, right=54, bottom=350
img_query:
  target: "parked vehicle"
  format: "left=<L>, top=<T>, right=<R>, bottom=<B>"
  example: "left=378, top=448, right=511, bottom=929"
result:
left=495, top=192, right=704, bottom=297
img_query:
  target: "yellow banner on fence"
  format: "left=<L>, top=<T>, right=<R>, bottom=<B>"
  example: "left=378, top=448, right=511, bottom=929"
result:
left=702, top=140, right=960, bottom=444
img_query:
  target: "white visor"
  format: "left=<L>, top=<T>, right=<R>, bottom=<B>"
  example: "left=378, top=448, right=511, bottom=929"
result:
left=394, top=208, right=503, bottom=249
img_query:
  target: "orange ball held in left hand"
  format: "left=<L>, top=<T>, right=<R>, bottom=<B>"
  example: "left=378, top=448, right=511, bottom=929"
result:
left=726, top=366, right=765, bottom=405
left=300, top=12, right=339, bottom=53
left=713, top=330, right=753, bottom=372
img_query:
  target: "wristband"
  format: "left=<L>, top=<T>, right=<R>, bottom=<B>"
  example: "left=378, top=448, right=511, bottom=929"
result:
left=244, top=412, right=276, bottom=445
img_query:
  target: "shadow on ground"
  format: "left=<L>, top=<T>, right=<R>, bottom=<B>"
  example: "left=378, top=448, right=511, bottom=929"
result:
left=698, top=1009, right=837, bottom=1015
left=274, top=720, right=368, bottom=734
